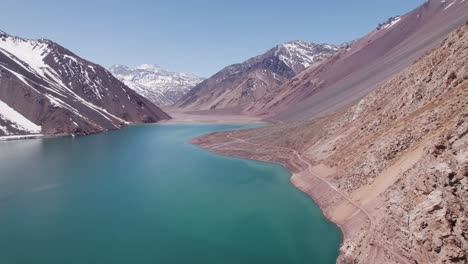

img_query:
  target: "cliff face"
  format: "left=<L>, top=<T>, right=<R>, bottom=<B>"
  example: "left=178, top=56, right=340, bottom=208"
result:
left=194, top=24, right=468, bottom=263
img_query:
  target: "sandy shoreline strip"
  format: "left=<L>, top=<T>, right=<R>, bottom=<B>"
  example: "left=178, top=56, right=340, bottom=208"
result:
left=161, top=107, right=266, bottom=124
left=190, top=132, right=349, bottom=241
left=190, top=126, right=416, bottom=264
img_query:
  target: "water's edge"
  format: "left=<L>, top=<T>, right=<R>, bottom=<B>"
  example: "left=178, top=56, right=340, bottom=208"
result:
left=191, top=127, right=344, bottom=263
left=0, top=123, right=342, bottom=263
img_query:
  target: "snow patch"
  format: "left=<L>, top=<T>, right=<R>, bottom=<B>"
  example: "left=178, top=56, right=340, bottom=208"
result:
left=0, top=36, right=51, bottom=76
left=0, top=124, right=9, bottom=134
left=135, top=64, right=162, bottom=72
left=444, top=0, right=457, bottom=9
left=0, top=134, right=44, bottom=141
left=109, top=64, right=204, bottom=105
left=274, top=41, right=339, bottom=71
left=0, top=99, right=41, bottom=133
left=382, top=17, right=401, bottom=30
left=63, top=54, right=79, bottom=63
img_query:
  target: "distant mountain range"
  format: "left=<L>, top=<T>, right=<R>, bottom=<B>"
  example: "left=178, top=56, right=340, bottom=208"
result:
left=109, top=64, right=204, bottom=106
left=0, top=31, right=169, bottom=138
left=176, top=41, right=340, bottom=113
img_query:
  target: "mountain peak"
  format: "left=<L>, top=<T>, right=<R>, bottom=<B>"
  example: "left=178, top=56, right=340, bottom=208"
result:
left=277, top=40, right=338, bottom=50
left=135, top=64, right=162, bottom=72
left=0, top=31, right=169, bottom=137
left=272, top=41, right=340, bottom=70
left=279, top=40, right=309, bottom=46
left=0, top=30, right=51, bottom=44
left=109, top=64, right=131, bottom=74
left=177, top=40, right=340, bottom=110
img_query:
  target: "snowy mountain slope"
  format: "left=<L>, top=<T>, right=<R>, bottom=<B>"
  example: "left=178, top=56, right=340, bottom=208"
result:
left=0, top=99, right=41, bottom=135
left=176, top=41, right=340, bottom=112
left=109, top=64, right=204, bottom=106
left=274, top=41, right=340, bottom=73
left=0, top=31, right=170, bottom=137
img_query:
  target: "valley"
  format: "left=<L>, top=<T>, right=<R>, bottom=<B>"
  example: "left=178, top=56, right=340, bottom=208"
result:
left=1, top=0, right=468, bottom=263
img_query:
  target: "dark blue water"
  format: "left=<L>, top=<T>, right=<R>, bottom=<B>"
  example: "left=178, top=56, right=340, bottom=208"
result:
left=0, top=124, right=341, bottom=263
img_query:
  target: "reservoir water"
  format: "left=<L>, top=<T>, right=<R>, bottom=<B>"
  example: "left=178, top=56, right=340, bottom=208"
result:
left=0, top=124, right=341, bottom=263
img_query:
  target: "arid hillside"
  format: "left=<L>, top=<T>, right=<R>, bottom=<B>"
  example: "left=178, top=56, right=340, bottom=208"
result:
left=194, top=23, right=468, bottom=264
left=176, top=41, right=339, bottom=113
left=250, top=0, right=468, bottom=122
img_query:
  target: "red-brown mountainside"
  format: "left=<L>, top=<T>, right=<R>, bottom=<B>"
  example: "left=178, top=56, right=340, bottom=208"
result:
left=251, top=0, right=468, bottom=121
left=176, top=41, right=340, bottom=113
left=195, top=23, right=468, bottom=264
left=0, top=31, right=170, bottom=137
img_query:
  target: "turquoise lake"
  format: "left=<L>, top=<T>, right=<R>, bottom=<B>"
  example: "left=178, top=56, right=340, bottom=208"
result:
left=0, top=124, right=341, bottom=263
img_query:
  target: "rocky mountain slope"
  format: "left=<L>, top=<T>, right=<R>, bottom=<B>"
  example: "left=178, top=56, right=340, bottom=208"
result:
left=176, top=41, right=340, bottom=113
left=0, top=31, right=170, bottom=138
left=109, top=64, right=204, bottom=106
left=249, top=0, right=468, bottom=121
left=195, top=23, right=468, bottom=264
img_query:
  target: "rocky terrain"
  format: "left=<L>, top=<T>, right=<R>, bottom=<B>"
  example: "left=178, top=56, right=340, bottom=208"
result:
left=176, top=41, right=340, bottom=113
left=248, top=0, right=468, bottom=121
left=0, top=32, right=170, bottom=138
left=109, top=64, right=204, bottom=106
left=194, top=23, right=468, bottom=264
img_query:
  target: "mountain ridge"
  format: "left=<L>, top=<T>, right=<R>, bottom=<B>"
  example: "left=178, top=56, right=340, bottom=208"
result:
left=0, top=31, right=170, bottom=138
left=176, top=41, right=340, bottom=112
left=109, top=64, right=204, bottom=106
left=250, top=0, right=468, bottom=121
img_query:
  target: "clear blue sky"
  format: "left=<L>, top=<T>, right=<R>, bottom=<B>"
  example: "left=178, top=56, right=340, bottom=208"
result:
left=0, top=0, right=424, bottom=77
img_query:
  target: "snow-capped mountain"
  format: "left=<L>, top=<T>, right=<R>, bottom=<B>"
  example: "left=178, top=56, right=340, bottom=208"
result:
left=272, top=41, right=340, bottom=73
left=176, top=41, right=340, bottom=111
left=0, top=31, right=169, bottom=138
left=109, top=64, right=204, bottom=106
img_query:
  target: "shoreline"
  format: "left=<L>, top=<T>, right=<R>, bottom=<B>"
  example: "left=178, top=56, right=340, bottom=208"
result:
left=191, top=125, right=426, bottom=264
left=0, top=133, right=70, bottom=142
left=191, top=132, right=350, bottom=263
left=0, top=108, right=267, bottom=143
left=161, top=107, right=268, bottom=124
left=190, top=126, right=418, bottom=263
